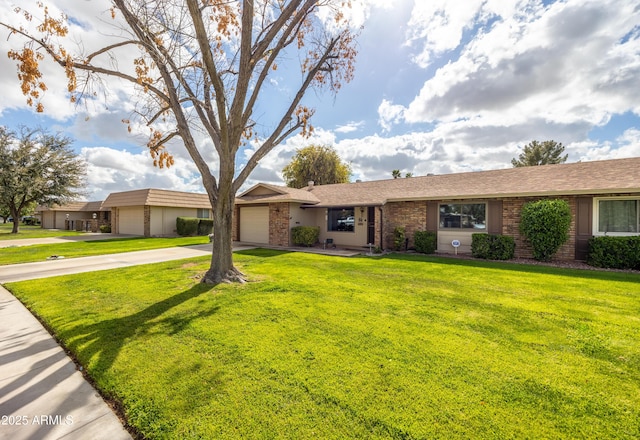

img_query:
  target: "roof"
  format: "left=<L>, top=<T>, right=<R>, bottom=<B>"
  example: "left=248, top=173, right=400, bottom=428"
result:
left=37, top=201, right=107, bottom=212
left=102, top=188, right=212, bottom=209
left=236, top=157, right=640, bottom=207
left=236, top=183, right=321, bottom=204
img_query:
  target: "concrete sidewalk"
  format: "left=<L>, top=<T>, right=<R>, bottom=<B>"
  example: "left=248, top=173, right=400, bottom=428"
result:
left=0, top=233, right=138, bottom=249
left=0, top=285, right=132, bottom=440
left=0, top=244, right=218, bottom=284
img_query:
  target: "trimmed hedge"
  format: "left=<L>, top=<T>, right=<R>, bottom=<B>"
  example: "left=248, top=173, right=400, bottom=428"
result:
left=177, top=217, right=201, bottom=236
left=587, top=236, right=640, bottom=270
left=414, top=231, right=437, bottom=254
left=471, top=233, right=515, bottom=260
left=292, top=226, right=320, bottom=247
left=197, top=219, right=213, bottom=236
left=519, top=199, right=571, bottom=261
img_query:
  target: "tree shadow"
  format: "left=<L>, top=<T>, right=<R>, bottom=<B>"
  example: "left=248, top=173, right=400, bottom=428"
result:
left=62, top=283, right=219, bottom=377
left=234, top=248, right=292, bottom=258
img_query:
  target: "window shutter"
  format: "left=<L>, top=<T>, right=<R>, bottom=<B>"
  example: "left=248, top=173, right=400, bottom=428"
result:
left=488, top=200, right=503, bottom=235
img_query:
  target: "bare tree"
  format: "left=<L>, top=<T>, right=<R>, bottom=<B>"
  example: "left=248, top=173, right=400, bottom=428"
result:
left=2, top=1, right=358, bottom=284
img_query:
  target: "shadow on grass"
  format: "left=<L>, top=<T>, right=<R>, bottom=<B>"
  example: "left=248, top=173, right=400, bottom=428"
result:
left=235, top=248, right=293, bottom=258
left=63, top=283, right=219, bottom=376
left=363, top=253, right=640, bottom=283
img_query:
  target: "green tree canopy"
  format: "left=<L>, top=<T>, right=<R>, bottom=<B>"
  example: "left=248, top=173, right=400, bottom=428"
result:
left=511, top=140, right=568, bottom=167
left=0, top=127, right=86, bottom=233
left=282, top=145, right=352, bottom=188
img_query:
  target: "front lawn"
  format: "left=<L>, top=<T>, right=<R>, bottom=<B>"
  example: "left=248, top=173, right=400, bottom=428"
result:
left=6, top=251, right=640, bottom=439
left=0, top=236, right=210, bottom=265
left=0, top=223, right=85, bottom=239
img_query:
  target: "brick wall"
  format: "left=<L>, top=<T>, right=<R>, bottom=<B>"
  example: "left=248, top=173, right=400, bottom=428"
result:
left=232, top=205, right=239, bottom=241
left=383, top=196, right=583, bottom=260
left=383, top=201, right=428, bottom=250
left=502, top=196, right=577, bottom=260
left=144, top=205, right=151, bottom=237
left=269, top=203, right=290, bottom=246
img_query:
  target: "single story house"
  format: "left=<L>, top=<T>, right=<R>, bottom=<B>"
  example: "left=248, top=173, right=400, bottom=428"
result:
left=38, top=201, right=110, bottom=231
left=102, top=188, right=212, bottom=237
left=234, top=157, right=640, bottom=261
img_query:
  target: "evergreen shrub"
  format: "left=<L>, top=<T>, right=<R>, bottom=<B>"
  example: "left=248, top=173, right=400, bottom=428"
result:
left=471, top=234, right=515, bottom=260
left=414, top=231, right=437, bottom=254
left=587, top=236, right=640, bottom=270
left=519, top=199, right=571, bottom=261
left=292, top=226, right=320, bottom=247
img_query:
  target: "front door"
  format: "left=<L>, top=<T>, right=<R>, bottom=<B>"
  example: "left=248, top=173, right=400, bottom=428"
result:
left=367, top=207, right=375, bottom=245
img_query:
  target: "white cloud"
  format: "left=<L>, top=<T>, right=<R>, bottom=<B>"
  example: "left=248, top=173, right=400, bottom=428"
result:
left=405, top=0, right=490, bottom=68
left=82, top=146, right=205, bottom=200
left=402, top=0, right=640, bottom=129
left=377, top=99, right=406, bottom=131
left=335, top=121, right=364, bottom=133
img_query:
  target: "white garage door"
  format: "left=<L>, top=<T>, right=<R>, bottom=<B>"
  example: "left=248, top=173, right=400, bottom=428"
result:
left=118, top=206, right=145, bottom=236
left=240, top=206, right=269, bottom=244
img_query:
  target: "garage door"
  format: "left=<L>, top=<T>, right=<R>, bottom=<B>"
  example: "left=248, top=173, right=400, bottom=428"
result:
left=118, top=206, right=145, bottom=236
left=240, top=206, right=269, bottom=244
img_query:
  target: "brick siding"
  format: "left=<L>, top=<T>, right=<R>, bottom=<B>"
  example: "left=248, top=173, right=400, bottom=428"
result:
left=384, top=196, right=584, bottom=260
left=383, top=201, right=428, bottom=250
left=269, top=203, right=291, bottom=246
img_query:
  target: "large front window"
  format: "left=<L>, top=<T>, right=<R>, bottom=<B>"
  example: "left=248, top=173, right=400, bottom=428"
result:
left=328, top=208, right=355, bottom=232
left=598, top=199, right=638, bottom=234
left=439, top=203, right=486, bottom=229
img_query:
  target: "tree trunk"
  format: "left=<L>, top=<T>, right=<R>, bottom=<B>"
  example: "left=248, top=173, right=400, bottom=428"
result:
left=202, top=190, right=244, bottom=285
left=10, top=206, right=19, bottom=234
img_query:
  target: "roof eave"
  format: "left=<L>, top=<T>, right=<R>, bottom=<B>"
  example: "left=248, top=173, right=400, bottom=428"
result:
left=385, top=188, right=640, bottom=203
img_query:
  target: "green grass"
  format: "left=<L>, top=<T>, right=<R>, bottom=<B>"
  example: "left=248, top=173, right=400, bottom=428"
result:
left=0, top=223, right=86, bottom=239
left=0, top=236, right=210, bottom=265
left=6, top=251, right=640, bottom=439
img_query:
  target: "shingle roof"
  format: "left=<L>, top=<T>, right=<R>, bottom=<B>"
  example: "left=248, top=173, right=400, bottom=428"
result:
left=238, top=157, right=640, bottom=207
left=37, top=201, right=107, bottom=212
left=102, top=188, right=211, bottom=208
left=236, top=183, right=321, bottom=204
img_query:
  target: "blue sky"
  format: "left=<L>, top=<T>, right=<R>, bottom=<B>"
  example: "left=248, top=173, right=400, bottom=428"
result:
left=1, top=0, right=639, bottom=200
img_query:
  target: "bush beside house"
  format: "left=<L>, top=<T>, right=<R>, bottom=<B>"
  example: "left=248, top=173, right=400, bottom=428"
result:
left=587, top=236, right=640, bottom=270
left=519, top=199, right=571, bottom=261
left=471, top=234, right=515, bottom=260
left=394, top=227, right=406, bottom=251
left=414, top=231, right=437, bottom=254
left=292, top=226, right=320, bottom=247
left=177, top=217, right=211, bottom=236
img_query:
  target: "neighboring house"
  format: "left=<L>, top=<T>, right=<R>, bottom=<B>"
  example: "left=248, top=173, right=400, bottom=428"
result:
left=234, top=157, right=640, bottom=261
left=37, top=201, right=110, bottom=231
left=102, top=188, right=212, bottom=237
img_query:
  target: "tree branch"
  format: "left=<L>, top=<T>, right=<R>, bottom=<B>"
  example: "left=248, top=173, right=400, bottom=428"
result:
left=234, top=33, right=342, bottom=192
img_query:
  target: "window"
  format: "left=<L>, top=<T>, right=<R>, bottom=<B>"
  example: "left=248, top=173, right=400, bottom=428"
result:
left=328, top=208, right=355, bottom=232
left=439, top=203, right=486, bottom=229
left=597, top=199, right=638, bottom=234
left=197, top=208, right=210, bottom=219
